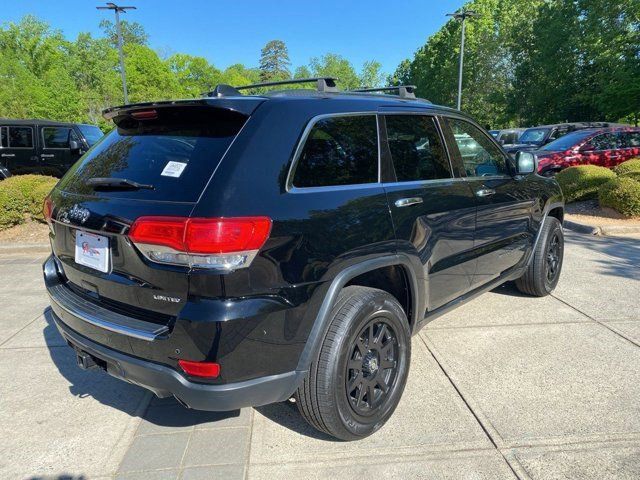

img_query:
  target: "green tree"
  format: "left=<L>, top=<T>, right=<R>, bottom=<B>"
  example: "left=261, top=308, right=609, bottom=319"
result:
left=99, top=19, right=148, bottom=47
left=359, top=60, right=384, bottom=88
left=308, top=53, right=359, bottom=90
left=166, top=53, right=222, bottom=97
left=258, top=40, right=291, bottom=82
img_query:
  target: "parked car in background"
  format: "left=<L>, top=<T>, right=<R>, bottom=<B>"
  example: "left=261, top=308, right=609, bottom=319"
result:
left=0, top=119, right=103, bottom=178
left=494, top=128, right=526, bottom=147
left=533, top=127, right=640, bottom=176
left=43, top=78, right=564, bottom=441
left=503, top=122, right=629, bottom=156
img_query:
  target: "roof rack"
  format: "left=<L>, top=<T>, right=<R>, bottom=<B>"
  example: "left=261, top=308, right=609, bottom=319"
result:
left=236, top=77, right=338, bottom=93
left=350, top=85, right=417, bottom=99
left=203, top=77, right=339, bottom=97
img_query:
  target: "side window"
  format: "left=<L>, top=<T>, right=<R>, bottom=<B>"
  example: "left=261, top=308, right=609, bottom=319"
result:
left=590, top=133, right=618, bottom=151
left=385, top=115, right=451, bottom=181
left=447, top=118, right=507, bottom=177
left=8, top=127, right=34, bottom=148
left=292, top=115, right=378, bottom=188
left=619, top=132, right=640, bottom=148
left=0, top=127, right=7, bottom=148
left=42, top=127, right=72, bottom=149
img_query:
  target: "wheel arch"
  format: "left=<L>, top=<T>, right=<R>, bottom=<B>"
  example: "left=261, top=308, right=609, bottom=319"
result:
left=295, top=254, right=423, bottom=373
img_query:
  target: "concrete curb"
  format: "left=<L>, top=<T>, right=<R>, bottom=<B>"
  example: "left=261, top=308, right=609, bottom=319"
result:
left=564, top=220, right=601, bottom=235
left=564, top=220, right=640, bottom=236
left=0, top=243, right=50, bottom=255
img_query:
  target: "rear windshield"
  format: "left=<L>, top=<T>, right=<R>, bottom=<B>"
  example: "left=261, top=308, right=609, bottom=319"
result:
left=57, top=107, right=246, bottom=202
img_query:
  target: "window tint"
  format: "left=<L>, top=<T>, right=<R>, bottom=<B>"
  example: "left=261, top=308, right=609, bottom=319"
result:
left=43, top=127, right=73, bottom=148
left=447, top=118, right=507, bottom=177
left=78, top=125, right=104, bottom=146
left=293, top=115, right=378, bottom=188
left=57, top=107, right=247, bottom=202
left=619, top=131, right=640, bottom=148
left=590, top=133, right=618, bottom=151
left=0, top=127, right=7, bottom=148
left=8, top=127, right=33, bottom=148
left=500, top=132, right=519, bottom=145
left=385, top=115, right=451, bottom=181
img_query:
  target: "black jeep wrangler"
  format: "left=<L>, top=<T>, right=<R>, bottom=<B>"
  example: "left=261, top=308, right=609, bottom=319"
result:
left=43, top=78, right=564, bottom=441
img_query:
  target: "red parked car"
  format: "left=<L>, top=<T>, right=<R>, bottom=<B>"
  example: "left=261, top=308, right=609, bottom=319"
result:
left=533, top=127, right=640, bottom=176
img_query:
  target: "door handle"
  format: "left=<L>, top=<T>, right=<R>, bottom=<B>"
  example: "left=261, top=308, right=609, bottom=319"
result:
left=40, top=154, right=55, bottom=158
left=476, top=188, right=496, bottom=197
left=394, top=197, right=423, bottom=208
left=1, top=153, right=15, bottom=158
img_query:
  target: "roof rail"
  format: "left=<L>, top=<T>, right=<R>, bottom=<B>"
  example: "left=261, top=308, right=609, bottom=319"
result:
left=235, top=77, right=339, bottom=93
left=350, top=85, right=417, bottom=99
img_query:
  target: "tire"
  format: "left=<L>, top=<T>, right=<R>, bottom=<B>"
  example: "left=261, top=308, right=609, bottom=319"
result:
left=515, top=216, right=564, bottom=296
left=296, top=286, right=411, bottom=441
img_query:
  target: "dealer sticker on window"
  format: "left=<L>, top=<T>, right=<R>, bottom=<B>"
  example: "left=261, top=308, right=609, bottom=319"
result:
left=161, top=161, right=187, bottom=178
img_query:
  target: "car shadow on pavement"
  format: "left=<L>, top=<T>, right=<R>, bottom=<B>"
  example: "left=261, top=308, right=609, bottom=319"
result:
left=42, top=308, right=241, bottom=428
left=255, top=400, right=336, bottom=441
left=566, top=232, right=640, bottom=281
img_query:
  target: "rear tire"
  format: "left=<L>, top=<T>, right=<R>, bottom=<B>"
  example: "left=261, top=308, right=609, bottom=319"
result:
left=296, top=286, right=411, bottom=440
left=515, top=216, right=564, bottom=296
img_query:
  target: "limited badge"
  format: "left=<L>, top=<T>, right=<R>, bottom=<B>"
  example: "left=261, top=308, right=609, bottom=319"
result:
left=161, top=161, right=187, bottom=178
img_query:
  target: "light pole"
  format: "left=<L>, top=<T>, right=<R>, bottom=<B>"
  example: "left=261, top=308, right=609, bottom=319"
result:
left=97, top=2, right=136, bottom=104
left=446, top=9, right=480, bottom=111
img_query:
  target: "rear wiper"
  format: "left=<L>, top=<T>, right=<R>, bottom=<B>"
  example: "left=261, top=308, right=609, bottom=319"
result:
left=87, top=177, right=154, bottom=190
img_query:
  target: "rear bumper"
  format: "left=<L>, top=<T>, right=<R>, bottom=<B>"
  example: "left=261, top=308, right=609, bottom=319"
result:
left=53, top=311, right=305, bottom=411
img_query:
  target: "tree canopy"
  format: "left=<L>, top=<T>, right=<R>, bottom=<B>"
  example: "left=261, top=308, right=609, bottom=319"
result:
left=393, top=0, right=640, bottom=127
left=0, top=16, right=384, bottom=129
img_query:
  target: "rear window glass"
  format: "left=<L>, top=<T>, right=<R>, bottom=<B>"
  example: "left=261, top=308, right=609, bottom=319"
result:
left=57, top=107, right=246, bottom=202
left=8, top=127, right=33, bottom=148
left=292, top=115, right=378, bottom=188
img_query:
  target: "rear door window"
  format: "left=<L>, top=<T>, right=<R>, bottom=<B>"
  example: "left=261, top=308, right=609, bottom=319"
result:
left=385, top=115, right=451, bottom=181
left=8, top=127, right=34, bottom=148
left=57, top=107, right=247, bottom=202
left=292, top=115, right=378, bottom=188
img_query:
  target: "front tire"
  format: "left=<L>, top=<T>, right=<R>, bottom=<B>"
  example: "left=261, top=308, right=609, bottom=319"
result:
left=296, top=286, right=411, bottom=440
left=515, top=216, right=564, bottom=296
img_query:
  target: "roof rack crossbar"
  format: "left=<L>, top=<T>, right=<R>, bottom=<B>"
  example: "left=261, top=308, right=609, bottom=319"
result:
left=350, top=85, right=417, bottom=99
left=234, top=77, right=339, bottom=93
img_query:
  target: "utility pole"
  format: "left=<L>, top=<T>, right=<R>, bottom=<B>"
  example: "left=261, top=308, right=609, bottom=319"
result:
left=446, top=9, right=480, bottom=111
left=97, top=2, right=136, bottom=104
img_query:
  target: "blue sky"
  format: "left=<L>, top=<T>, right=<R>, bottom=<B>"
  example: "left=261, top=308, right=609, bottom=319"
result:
left=5, top=0, right=465, bottom=75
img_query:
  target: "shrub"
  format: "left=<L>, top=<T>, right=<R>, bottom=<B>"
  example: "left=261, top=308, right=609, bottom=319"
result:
left=613, top=158, right=640, bottom=176
left=599, top=176, right=640, bottom=217
left=0, top=174, right=58, bottom=229
left=0, top=181, right=27, bottom=230
left=555, top=165, right=616, bottom=202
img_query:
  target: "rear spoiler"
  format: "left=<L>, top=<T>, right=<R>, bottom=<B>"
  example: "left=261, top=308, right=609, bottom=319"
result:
left=102, top=97, right=265, bottom=121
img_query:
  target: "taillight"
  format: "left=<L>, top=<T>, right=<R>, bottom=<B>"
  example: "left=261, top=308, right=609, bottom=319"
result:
left=128, top=216, right=272, bottom=270
left=43, top=196, right=54, bottom=232
left=178, top=359, right=220, bottom=378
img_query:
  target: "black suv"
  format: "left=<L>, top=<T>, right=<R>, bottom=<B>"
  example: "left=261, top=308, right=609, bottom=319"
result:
left=43, top=78, right=564, bottom=441
left=0, top=119, right=103, bottom=178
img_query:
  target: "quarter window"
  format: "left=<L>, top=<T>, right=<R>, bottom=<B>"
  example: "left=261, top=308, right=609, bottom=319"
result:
left=292, top=115, right=378, bottom=188
left=447, top=118, right=507, bottom=177
left=8, top=127, right=34, bottom=148
left=385, top=115, right=451, bottom=181
left=42, top=127, right=73, bottom=149
left=619, top=131, right=640, bottom=148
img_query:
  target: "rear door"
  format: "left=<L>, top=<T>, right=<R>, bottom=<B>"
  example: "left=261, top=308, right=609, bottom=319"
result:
left=49, top=105, right=249, bottom=324
left=616, top=130, right=640, bottom=165
left=382, top=113, right=477, bottom=312
left=588, top=132, right=620, bottom=167
left=0, top=125, right=37, bottom=174
left=39, top=125, right=76, bottom=176
left=441, top=116, right=535, bottom=287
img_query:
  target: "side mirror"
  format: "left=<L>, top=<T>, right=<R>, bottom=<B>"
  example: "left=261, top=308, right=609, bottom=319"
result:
left=515, top=151, right=536, bottom=175
left=69, top=140, right=80, bottom=152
